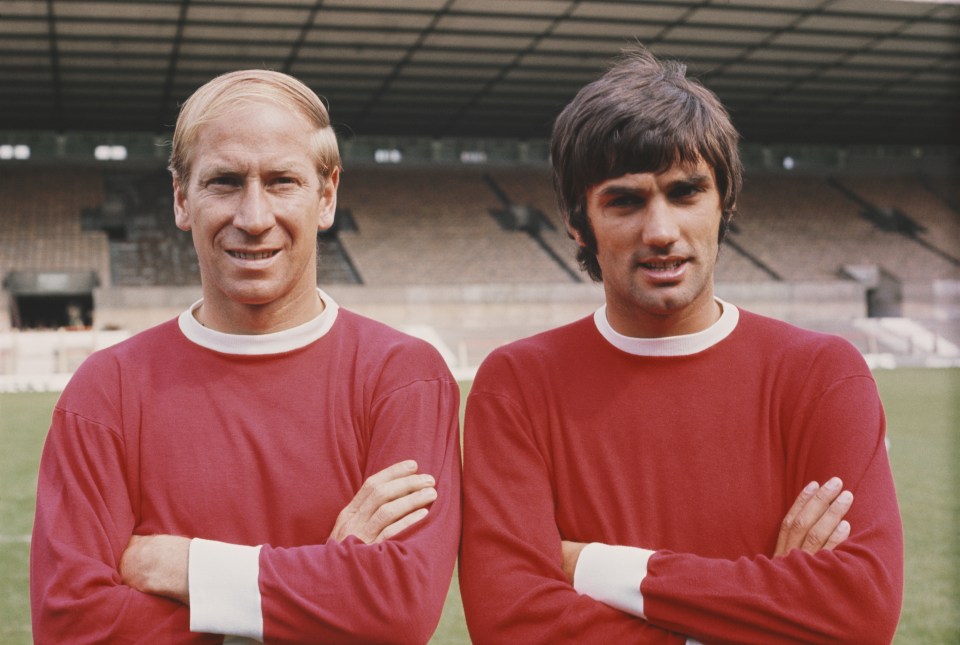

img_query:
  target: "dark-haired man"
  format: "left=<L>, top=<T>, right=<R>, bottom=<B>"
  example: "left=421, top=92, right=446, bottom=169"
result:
left=459, top=47, right=902, bottom=644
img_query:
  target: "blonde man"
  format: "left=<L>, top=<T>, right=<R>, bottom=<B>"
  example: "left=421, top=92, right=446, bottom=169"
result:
left=32, top=70, right=461, bottom=644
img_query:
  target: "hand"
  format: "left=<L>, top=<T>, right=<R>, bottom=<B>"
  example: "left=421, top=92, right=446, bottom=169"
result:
left=329, top=460, right=437, bottom=544
left=775, top=477, right=853, bottom=557
left=119, top=534, right=191, bottom=604
left=561, top=540, right=588, bottom=585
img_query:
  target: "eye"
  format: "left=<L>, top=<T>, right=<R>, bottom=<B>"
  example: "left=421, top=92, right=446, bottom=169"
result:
left=270, top=175, right=301, bottom=189
left=606, top=194, right=644, bottom=209
left=207, top=175, right=241, bottom=189
left=669, top=182, right=704, bottom=201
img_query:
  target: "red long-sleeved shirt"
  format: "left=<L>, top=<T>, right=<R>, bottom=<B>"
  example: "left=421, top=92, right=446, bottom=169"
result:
left=32, top=297, right=461, bottom=644
left=460, top=305, right=902, bottom=644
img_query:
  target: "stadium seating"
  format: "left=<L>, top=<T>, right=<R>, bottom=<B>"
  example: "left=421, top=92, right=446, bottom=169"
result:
left=0, top=167, right=110, bottom=283
left=337, top=165, right=578, bottom=285
left=5, top=165, right=957, bottom=293
left=1, top=163, right=958, bottom=369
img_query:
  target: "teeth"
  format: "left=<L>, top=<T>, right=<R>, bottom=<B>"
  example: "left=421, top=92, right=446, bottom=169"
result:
left=643, top=260, right=684, bottom=270
left=230, top=251, right=275, bottom=260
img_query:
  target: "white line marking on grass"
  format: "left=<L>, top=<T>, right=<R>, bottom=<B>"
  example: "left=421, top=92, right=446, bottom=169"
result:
left=0, top=534, right=31, bottom=543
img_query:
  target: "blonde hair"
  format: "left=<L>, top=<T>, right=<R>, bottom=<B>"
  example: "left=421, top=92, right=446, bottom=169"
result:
left=169, top=69, right=341, bottom=187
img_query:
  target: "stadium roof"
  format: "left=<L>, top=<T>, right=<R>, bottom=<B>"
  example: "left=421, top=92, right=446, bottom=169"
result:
left=2, top=0, right=958, bottom=145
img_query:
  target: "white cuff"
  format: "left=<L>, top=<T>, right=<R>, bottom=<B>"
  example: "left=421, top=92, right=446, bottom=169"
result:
left=572, top=542, right=654, bottom=619
left=189, top=538, right=263, bottom=640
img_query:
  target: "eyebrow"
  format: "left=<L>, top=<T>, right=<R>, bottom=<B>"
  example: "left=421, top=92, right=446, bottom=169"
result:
left=201, top=165, right=240, bottom=177
left=198, top=162, right=307, bottom=178
left=596, top=184, right=641, bottom=197
left=596, top=172, right=712, bottom=196
left=674, top=173, right=712, bottom=188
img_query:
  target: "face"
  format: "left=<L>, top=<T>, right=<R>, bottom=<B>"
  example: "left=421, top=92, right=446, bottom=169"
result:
left=576, top=160, right=723, bottom=338
left=174, top=100, right=338, bottom=333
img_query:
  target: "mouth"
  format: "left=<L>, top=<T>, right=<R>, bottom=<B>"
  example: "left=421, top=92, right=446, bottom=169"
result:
left=227, top=250, right=279, bottom=261
left=637, top=256, right=689, bottom=282
left=639, top=258, right=686, bottom=271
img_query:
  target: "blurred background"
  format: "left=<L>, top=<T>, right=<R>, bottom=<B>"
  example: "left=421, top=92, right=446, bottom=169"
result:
left=1, top=1, right=957, bottom=642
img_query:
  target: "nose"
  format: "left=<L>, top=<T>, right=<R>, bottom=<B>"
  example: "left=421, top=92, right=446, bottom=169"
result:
left=641, top=198, right=679, bottom=249
left=233, top=184, right=275, bottom=235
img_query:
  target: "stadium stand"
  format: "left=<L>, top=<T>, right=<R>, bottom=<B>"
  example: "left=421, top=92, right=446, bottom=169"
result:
left=0, top=167, right=109, bottom=281
left=1, top=162, right=959, bottom=384
left=6, top=165, right=957, bottom=295
left=336, top=165, right=578, bottom=285
left=732, top=173, right=960, bottom=283
left=834, top=175, right=960, bottom=271
left=484, top=165, right=584, bottom=279
left=92, top=170, right=200, bottom=287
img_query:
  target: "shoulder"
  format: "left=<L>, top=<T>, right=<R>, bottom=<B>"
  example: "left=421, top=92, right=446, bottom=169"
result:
left=735, top=308, right=869, bottom=376
left=56, top=318, right=182, bottom=426
left=474, top=315, right=597, bottom=387
left=738, top=309, right=859, bottom=352
left=334, top=308, right=455, bottom=381
left=69, top=318, right=181, bottom=378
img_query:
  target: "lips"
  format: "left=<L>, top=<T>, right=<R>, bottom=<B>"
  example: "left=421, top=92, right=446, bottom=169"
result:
left=228, top=250, right=279, bottom=260
left=637, top=256, right=689, bottom=281
left=640, top=258, right=685, bottom=271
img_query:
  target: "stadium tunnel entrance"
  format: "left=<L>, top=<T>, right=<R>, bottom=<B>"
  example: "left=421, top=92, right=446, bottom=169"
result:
left=4, top=270, right=98, bottom=330
left=841, top=264, right=902, bottom=318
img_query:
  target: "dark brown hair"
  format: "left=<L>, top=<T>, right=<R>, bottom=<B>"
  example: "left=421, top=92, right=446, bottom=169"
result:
left=550, top=46, right=742, bottom=281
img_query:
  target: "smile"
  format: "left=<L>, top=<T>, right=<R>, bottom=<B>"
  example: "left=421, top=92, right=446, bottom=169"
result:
left=640, top=259, right=686, bottom=271
left=636, top=256, right=689, bottom=283
left=228, top=250, right=279, bottom=260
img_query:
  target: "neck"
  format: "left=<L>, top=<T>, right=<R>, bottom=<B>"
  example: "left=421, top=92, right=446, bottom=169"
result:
left=605, top=289, right=721, bottom=339
left=195, top=289, right=325, bottom=335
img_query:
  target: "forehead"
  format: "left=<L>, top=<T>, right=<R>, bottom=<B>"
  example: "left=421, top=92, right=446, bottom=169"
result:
left=590, top=159, right=717, bottom=192
left=190, top=101, right=317, bottom=170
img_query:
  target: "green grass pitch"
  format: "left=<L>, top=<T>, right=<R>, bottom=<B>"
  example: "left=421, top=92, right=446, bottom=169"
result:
left=2, top=368, right=957, bottom=643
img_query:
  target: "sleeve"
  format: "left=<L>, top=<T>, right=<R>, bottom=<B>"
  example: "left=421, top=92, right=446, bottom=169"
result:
left=216, top=371, right=462, bottom=645
left=458, top=357, right=686, bottom=645
left=636, top=371, right=904, bottom=645
left=573, top=542, right=653, bottom=617
left=189, top=540, right=263, bottom=638
left=30, top=404, right=220, bottom=645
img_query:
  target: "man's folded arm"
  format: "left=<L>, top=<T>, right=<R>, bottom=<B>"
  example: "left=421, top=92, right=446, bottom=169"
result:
left=460, top=387, right=687, bottom=644
left=564, top=381, right=902, bottom=645
left=125, top=377, right=462, bottom=645
left=30, top=407, right=218, bottom=645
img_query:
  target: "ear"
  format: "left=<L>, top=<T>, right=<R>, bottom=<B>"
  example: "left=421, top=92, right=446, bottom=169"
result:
left=172, top=173, right=191, bottom=231
left=565, top=217, right=586, bottom=247
left=317, top=166, right=340, bottom=232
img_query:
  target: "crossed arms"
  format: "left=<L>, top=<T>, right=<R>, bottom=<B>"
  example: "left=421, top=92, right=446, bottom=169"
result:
left=119, top=460, right=441, bottom=606
left=459, top=347, right=904, bottom=645
left=31, top=349, right=462, bottom=645
left=559, top=477, right=855, bottom=633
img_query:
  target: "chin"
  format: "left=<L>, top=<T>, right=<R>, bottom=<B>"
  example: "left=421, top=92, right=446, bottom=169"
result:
left=215, top=283, right=286, bottom=307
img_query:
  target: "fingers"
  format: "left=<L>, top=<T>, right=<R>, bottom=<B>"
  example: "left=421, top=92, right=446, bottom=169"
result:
left=376, top=507, right=430, bottom=543
left=348, top=460, right=421, bottom=509
left=330, top=460, right=439, bottom=544
left=822, top=520, right=851, bottom=551
left=775, top=477, right=853, bottom=557
left=800, top=488, right=853, bottom=554
left=367, top=484, right=437, bottom=541
left=775, top=480, right=821, bottom=556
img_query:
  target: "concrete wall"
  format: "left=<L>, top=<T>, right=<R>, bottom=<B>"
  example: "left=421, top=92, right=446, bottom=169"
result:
left=87, top=279, right=889, bottom=334
left=3, top=279, right=958, bottom=391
